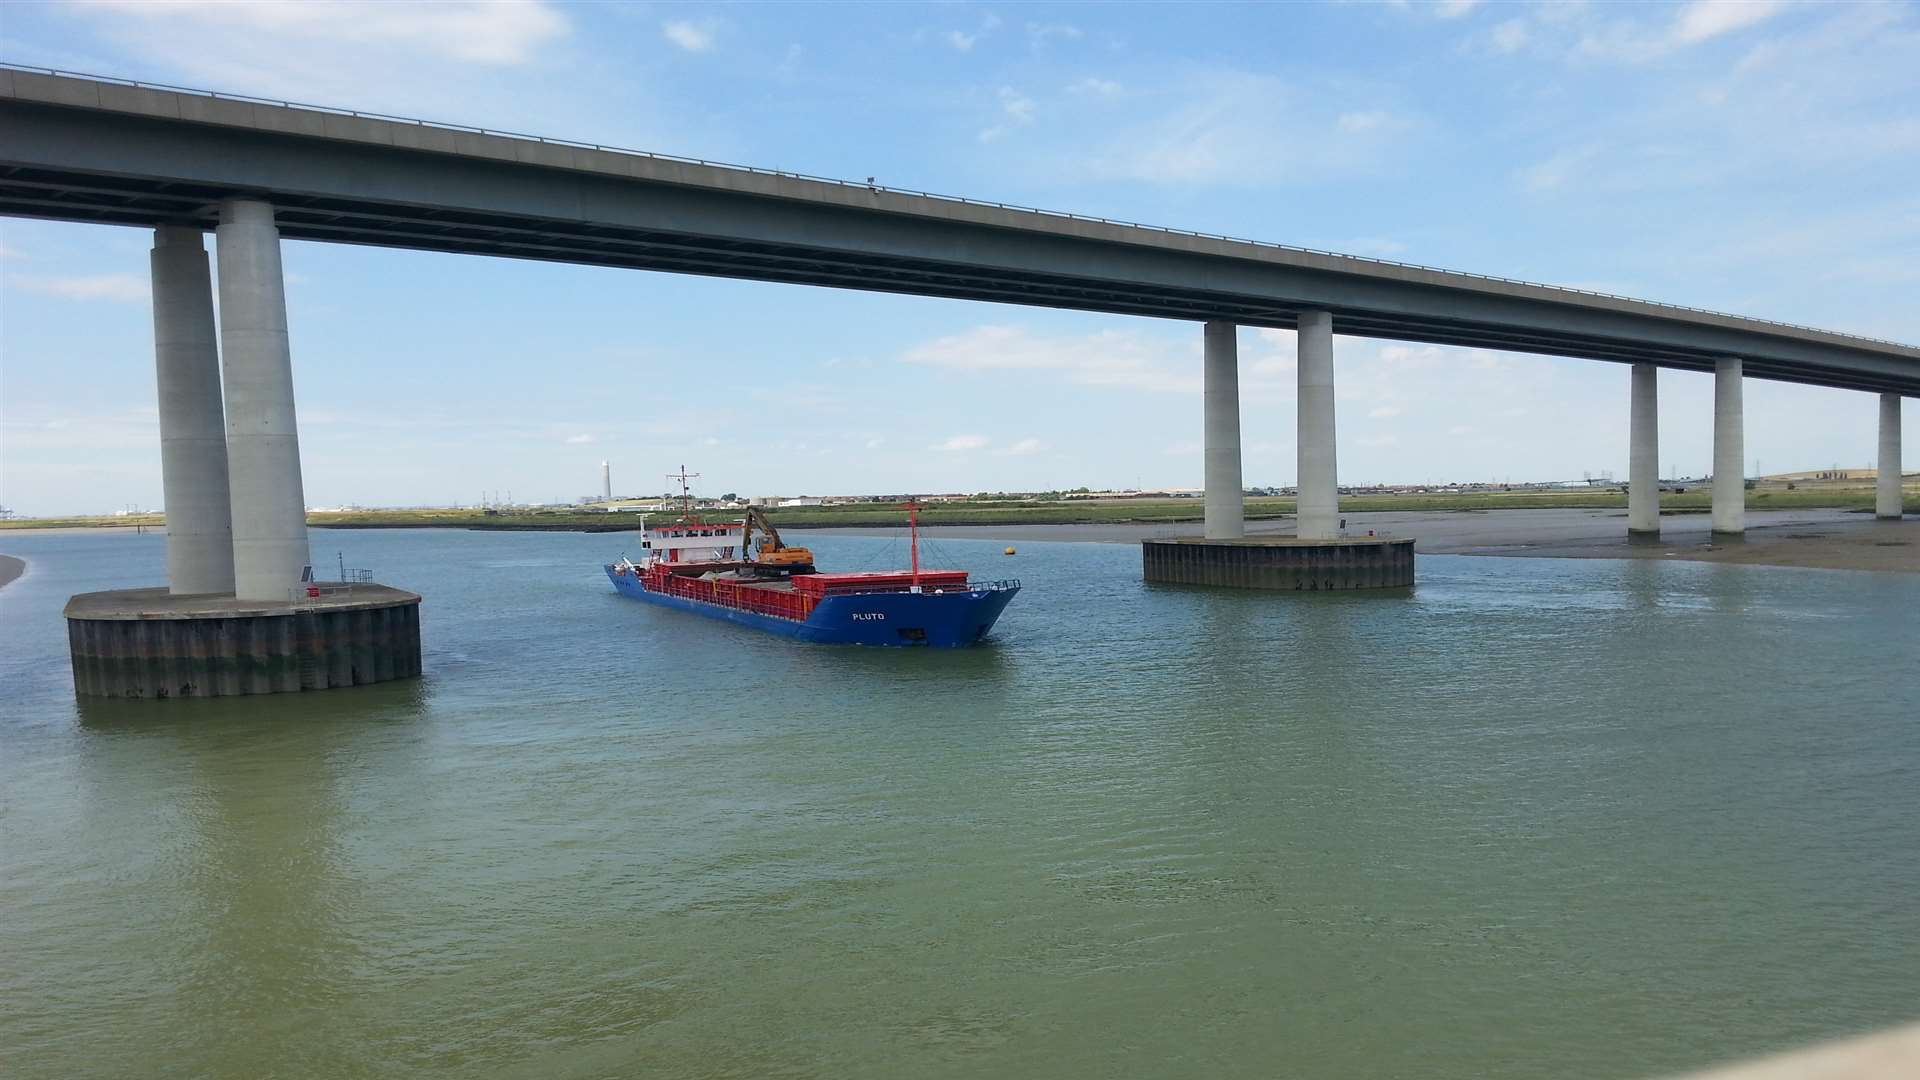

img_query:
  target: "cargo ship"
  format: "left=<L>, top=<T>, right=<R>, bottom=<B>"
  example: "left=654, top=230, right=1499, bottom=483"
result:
left=604, top=485, right=1017, bottom=647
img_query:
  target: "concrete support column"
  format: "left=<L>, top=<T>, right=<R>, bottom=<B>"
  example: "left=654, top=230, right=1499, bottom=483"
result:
left=1628, top=363, right=1659, bottom=536
left=1203, top=320, right=1244, bottom=539
left=1712, top=357, right=1745, bottom=535
left=1880, top=394, right=1904, bottom=519
left=1296, top=310, right=1339, bottom=540
left=151, top=227, right=236, bottom=595
left=216, top=198, right=310, bottom=600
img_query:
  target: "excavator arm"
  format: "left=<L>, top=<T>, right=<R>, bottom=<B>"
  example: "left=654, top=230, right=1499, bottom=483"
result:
left=743, top=506, right=815, bottom=571
left=743, top=505, right=786, bottom=555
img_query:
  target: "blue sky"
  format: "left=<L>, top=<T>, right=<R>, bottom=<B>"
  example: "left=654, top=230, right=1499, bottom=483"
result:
left=1, top=0, right=1915, bottom=512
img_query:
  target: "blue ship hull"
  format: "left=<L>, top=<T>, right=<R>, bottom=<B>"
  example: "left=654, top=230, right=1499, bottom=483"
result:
left=604, top=566, right=1017, bottom=647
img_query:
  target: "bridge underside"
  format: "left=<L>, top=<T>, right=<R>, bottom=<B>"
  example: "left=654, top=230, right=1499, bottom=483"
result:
left=2, top=92, right=1915, bottom=395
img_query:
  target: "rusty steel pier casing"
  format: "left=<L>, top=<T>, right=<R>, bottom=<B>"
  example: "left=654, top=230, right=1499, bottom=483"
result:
left=1142, top=537, right=1415, bottom=591
left=64, top=584, right=421, bottom=698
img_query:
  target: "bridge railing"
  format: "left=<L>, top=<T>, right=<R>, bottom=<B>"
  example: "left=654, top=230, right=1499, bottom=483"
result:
left=2, top=61, right=1908, bottom=352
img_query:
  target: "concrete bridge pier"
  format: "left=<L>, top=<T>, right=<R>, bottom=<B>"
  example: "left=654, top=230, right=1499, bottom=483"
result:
left=1144, top=311, right=1411, bottom=591
left=1713, top=357, right=1745, bottom=536
left=64, top=199, right=421, bottom=699
left=217, top=197, right=312, bottom=601
left=1296, top=310, right=1339, bottom=541
left=151, top=226, right=236, bottom=594
left=1628, top=363, right=1660, bottom=537
left=1881, top=393, right=1905, bottom=519
left=1203, top=320, right=1244, bottom=539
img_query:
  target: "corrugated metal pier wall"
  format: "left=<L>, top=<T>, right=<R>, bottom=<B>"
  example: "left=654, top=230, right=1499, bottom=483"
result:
left=1142, top=537, right=1415, bottom=591
left=67, top=597, right=421, bottom=698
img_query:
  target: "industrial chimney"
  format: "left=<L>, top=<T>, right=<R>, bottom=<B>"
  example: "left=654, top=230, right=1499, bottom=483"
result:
left=601, top=460, right=612, bottom=501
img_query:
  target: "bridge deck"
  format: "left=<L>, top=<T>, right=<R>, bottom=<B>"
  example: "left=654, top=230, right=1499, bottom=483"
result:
left=2, top=66, right=1915, bottom=395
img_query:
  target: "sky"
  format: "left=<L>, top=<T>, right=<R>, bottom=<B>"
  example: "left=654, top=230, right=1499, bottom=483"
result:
left=1, top=0, right=1915, bottom=513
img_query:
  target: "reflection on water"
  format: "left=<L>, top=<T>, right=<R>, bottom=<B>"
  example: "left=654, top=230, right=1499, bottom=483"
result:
left=3, top=528, right=1919, bottom=1079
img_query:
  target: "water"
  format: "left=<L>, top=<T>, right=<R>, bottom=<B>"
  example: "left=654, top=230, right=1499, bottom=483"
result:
left=3, top=528, right=1917, bottom=1079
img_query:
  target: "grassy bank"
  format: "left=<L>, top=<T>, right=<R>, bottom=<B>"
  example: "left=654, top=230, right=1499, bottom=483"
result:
left=3, top=487, right=1893, bottom=533
left=0, top=514, right=167, bottom=531
left=294, top=487, right=1893, bottom=529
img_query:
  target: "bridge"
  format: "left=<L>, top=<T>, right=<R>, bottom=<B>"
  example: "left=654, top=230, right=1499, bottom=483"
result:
left=3, top=66, right=1913, bottom=689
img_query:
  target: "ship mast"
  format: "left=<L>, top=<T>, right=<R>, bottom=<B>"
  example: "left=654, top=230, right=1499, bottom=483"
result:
left=907, top=498, right=921, bottom=588
left=666, top=465, right=700, bottom=519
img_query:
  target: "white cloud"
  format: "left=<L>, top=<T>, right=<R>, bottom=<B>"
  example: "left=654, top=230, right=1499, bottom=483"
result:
left=7, top=273, right=148, bottom=304
left=997, top=437, right=1048, bottom=456
left=1673, top=0, right=1783, bottom=45
left=999, top=87, right=1037, bottom=125
left=902, top=324, right=1202, bottom=394
left=1480, top=0, right=1786, bottom=64
left=1507, top=6, right=1916, bottom=206
left=978, top=87, right=1038, bottom=142
left=934, top=434, right=990, bottom=452
left=1023, top=70, right=1410, bottom=186
left=564, top=433, right=594, bottom=445
left=945, top=30, right=979, bottom=52
left=1490, top=18, right=1529, bottom=54
left=1028, top=22, right=1084, bottom=46
left=1068, top=77, right=1123, bottom=98
left=1337, top=110, right=1390, bottom=133
left=774, top=42, right=804, bottom=77
left=662, top=18, right=716, bottom=53
left=1570, top=0, right=1787, bottom=62
left=1517, top=145, right=1599, bottom=193
left=55, top=0, right=598, bottom=128
left=81, top=0, right=569, bottom=65
left=1367, top=405, right=1406, bottom=419
left=1436, top=0, right=1484, bottom=20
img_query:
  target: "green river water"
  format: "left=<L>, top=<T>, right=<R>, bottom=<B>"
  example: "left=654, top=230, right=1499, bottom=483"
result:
left=2, top=528, right=1916, bottom=1078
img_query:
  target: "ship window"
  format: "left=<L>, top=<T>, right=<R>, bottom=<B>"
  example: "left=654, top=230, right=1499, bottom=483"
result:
left=896, top=628, right=928, bottom=643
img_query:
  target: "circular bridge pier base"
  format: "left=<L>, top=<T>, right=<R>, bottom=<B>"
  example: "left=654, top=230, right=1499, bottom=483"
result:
left=1142, top=537, right=1415, bottom=591
left=64, top=584, right=422, bottom=699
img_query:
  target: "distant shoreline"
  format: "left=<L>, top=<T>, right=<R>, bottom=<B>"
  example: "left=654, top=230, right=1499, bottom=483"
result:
left=4, top=485, right=1900, bottom=538
left=1, top=509, right=1911, bottom=575
left=820, top=510, right=1915, bottom=575
left=0, top=554, right=24, bottom=592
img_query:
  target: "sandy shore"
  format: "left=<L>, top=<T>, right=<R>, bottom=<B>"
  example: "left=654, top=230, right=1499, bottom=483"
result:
left=0, top=554, right=24, bottom=592
left=815, top=507, right=1919, bottom=574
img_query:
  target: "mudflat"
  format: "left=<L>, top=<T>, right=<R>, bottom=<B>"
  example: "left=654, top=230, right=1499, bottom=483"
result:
left=819, top=507, right=1919, bottom=574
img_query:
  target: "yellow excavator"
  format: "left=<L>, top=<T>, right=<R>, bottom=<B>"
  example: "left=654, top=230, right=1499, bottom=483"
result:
left=742, top=506, right=816, bottom=576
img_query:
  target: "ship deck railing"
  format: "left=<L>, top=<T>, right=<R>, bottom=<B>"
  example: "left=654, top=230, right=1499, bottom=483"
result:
left=809, top=578, right=1021, bottom=597
left=653, top=573, right=814, bottom=621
